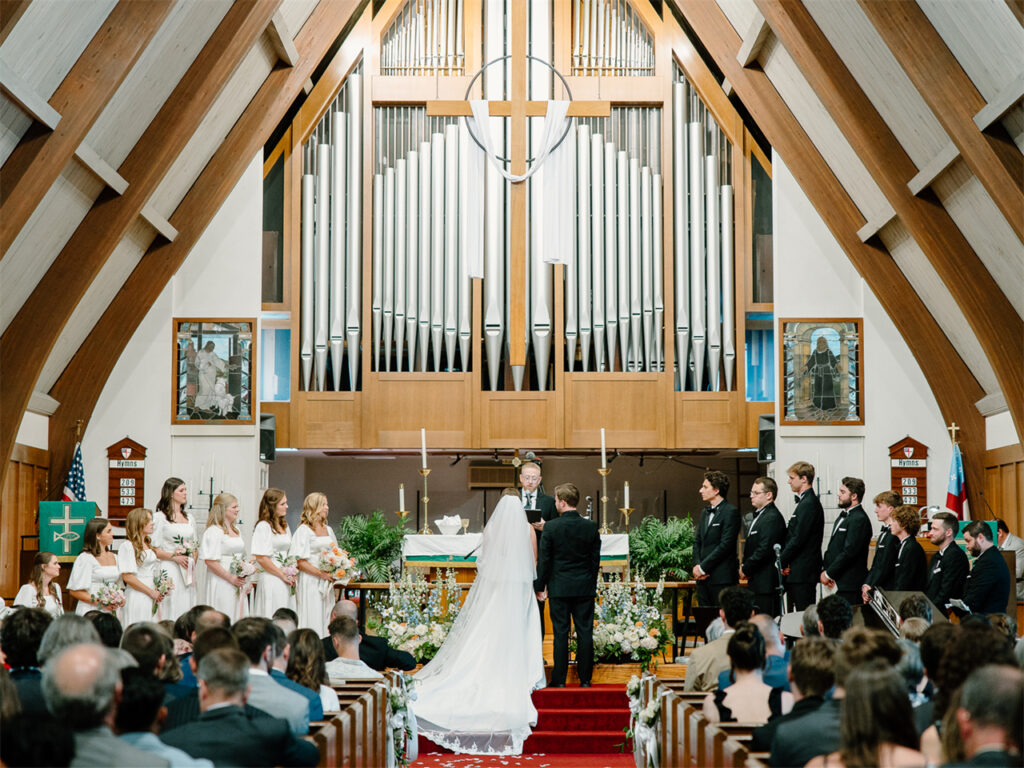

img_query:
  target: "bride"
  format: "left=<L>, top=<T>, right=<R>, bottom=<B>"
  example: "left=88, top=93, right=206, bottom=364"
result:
left=414, top=491, right=547, bottom=755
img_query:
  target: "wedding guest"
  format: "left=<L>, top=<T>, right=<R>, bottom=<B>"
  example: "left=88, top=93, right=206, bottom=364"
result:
left=322, top=599, right=415, bottom=671
left=861, top=490, right=901, bottom=604
left=268, top=623, right=323, bottom=721
left=231, top=617, right=311, bottom=734
left=952, top=665, right=1023, bottom=766
left=718, top=613, right=790, bottom=691
left=285, top=628, right=339, bottom=714
left=683, top=587, right=755, bottom=692
left=703, top=621, right=793, bottom=724
left=200, top=493, right=252, bottom=622
left=890, top=505, right=928, bottom=591
left=14, top=552, right=64, bottom=619
left=118, top=508, right=168, bottom=625
left=801, top=604, right=820, bottom=637
left=0, top=607, right=52, bottom=716
left=898, top=593, right=933, bottom=624
left=806, top=661, right=925, bottom=768
left=899, top=617, right=929, bottom=644
left=0, top=712, right=74, bottom=767
left=915, top=623, right=958, bottom=734
left=38, top=614, right=101, bottom=665
left=67, top=518, right=122, bottom=616
left=324, top=616, right=383, bottom=681
left=289, top=493, right=338, bottom=637
left=815, top=594, right=853, bottom=640
left=1, top=665, right=20, bottom=721
left=252, top=488, right=297, bottom=618
left=85, top=609, right=123, bottom=648
left=272, top=607, right=299, bottom=635
left=153, top=477, right=199, bottom=622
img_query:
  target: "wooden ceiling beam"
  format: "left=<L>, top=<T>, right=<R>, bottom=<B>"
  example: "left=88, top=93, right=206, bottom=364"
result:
left=46, top=0, right=363, bottom=491
left=0, top=0, right=282, bottom=490
left=753, top=0, right=1024, bottom=447
left=0, top=0, right=173, bottom=255
left=668, top=0, right=989, bottom=510
left=858, top=0, right=1024, bottom=245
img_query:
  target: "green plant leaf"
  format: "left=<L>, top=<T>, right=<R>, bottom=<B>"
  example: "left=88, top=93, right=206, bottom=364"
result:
left=336, top=511, right=406, bottom=583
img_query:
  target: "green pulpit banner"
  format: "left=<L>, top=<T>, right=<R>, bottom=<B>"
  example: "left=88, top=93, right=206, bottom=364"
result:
left=39, top=501, right=97, bottom=561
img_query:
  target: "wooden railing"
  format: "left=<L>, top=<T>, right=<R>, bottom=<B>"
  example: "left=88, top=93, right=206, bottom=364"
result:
left=302, top=677, right=392, bottom=768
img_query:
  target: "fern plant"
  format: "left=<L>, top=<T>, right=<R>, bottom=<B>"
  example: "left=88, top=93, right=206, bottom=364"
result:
left=628, top=516, right=695, bottom=581
left=336, top=511, right=407, bottom=583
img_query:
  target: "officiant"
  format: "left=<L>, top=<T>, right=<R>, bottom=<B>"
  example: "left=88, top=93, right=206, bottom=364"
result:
left=520, top=461, right=556, bottom=638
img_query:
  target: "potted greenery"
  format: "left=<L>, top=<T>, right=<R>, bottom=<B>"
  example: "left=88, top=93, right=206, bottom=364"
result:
left=336, top=511, right=407, bottom=583
left=628, top=516, right=695, bottom=581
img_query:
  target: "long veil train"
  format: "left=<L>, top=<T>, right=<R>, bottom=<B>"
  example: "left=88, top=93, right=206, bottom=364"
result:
left=413, top=495, right=546, bottom=754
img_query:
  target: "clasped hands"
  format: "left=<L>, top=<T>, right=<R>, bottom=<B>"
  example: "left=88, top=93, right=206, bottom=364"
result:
left=535, top=590, right=548, bottom=601
left=819, top=571, right=836, bottom=588
left=692, top=564, right=709, bottom=581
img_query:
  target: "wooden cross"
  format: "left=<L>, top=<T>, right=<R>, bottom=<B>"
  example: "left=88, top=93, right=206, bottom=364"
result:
left=426, top=2, right=608, bottom=367
left=947, top=421, right=960, bottom=444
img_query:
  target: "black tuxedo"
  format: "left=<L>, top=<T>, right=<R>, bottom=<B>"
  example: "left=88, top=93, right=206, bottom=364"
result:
left=161, top=705, right=318, bottom=767
left=892, top=536, right=928, bottom=591
left=321, top=633, right=416, bottom=671
left=693, top=500, right=740, bottom=607
left=822, top=504, right=872, bottom=603
left=742, top=503, right=786, bottom=616
left=535, top=509, right=601, bottom=686
left=770, top=697, right=840, bottom=768
left=962, top=546, right=1011, bottom=615
left=163, top=689, right=272, bottom=732
left=524, top=490, right=558, bottom=638
left=780, top=490, right=824, bottom=610
left=925, top=541, right=969, bottom=612
left=864, top=525, right=898, bottom=595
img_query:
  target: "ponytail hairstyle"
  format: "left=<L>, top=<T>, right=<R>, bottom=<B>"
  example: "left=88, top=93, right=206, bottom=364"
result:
left=29, top=552, right=59, bottom=608
left=125, top=507, right=154, bottom=565
left=207, top=493, right=240, bottom=535
left=155, top=477, right=186, bottom=520
left=300, top=493, right=328, bottom=529
left=81, top=517, right=110, bottom=557
left=258, top=488, right=288, bottom=534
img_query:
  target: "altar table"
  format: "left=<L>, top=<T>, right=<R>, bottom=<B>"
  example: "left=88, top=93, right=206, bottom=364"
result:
left=402, top=533, right=630, bottom=573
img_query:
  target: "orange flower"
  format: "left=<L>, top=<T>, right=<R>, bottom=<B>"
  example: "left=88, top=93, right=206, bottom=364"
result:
left=648, top=628, right=659, bottom=637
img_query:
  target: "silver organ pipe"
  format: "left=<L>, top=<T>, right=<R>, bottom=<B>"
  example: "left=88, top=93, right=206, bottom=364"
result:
left=372, top=174, right=383, bottom=373
left=457, top=121, right=472, bottom=370
left=565, top=126, right=580, bottom=372
left=652, top=171, right=664, bottom=373
left=688, top=120, right=705, bottom=391
left=418, top=141, right=432, bottom=372
left=705, top=134, right=721, bottom=391
left=382, top=165, right=396, bottom=371
left=640, top=164, right=653, bottom=372
left=300, top=172, right=315, bottom=390
left=577, top=124, right=592, bottom=373
left=430, top=132, right=444, bottom=371
left=483, top=0, right=505, bottom=390
left=329, top=112, right=347, bottom=392
left=346, top=75, right=362, bottom=389
left=443, top=123, right=458, bottom=370
left=628, top=156, right=641, bottom=371
left=314, top=143, right=330, bottom=390
left=529, top=1, right=552, bottom=391
left=721, top=182, right=735, bottom=389
left=393, top=158, right=407, bottom=372
left=604, top=141, right=617, bottom=369
left=672, top=81, right=689, bottom=389
left=590, top=133, right=605, bottom=371
left=382, top=0, right=465, bottom=75
left=616, top=150, right=629, bottom=371
left=572, top=0, right=654, bottom=77
left=405, top=150, right=419, bottom=371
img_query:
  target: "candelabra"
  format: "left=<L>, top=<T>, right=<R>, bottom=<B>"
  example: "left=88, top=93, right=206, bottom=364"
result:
left=620, top=506, right=635, bottom=533
left=419, top=467, right=432, bottom=535
left=396, top=508, right=411, bottom=527
left=597, top=467, right=611, bottom=534
left=187, top=475, right=222, bottom=514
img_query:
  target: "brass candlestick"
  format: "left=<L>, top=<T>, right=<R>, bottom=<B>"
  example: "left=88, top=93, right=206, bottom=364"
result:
left=620, top=507, right=635, bottom=533
left=419, top=467, right=432, bottom=535
left=597, top=466, right=611, bottom=534
left=396, top=509, right=411, bottom=527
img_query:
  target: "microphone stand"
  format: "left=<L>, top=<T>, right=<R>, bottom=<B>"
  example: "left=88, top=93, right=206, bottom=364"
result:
left=774, top=544, right=788, bottom=624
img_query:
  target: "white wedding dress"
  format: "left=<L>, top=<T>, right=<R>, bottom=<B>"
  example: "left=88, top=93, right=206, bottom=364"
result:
left=413, top=495, right=546, bottom=755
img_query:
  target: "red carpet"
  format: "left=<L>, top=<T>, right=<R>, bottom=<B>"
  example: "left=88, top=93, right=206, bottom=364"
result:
left=415, top=684, right=632, bottom=765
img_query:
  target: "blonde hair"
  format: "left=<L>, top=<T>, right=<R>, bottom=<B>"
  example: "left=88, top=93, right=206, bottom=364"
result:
left=300, top=492, right=328, bottom=528
left=258, top=488, right=288, bottom=534
left=500, top=487, right=520, bottom=498
left=29, top=552, right=59, bottom=608
left=126, top=507, right=153, bottom=565
left=787, top=461, right=816, bottom=483
left=207, top=493, right=240, bottom=534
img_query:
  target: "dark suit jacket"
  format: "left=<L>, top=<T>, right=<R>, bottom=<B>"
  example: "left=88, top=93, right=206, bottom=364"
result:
left=163, top=689, right=273, bottom=732
left=161, top=705, right=318, bottom=767
left=742, top=504, right=786, bottom=594
left=780, top=490, right=824, bottom=582
left=892, top=537, right=928, bottom=591
left=770, top=697, right=840, bottom=768
left=9, top=668, right=47, bottom=717
left=322, top=633, right=416, bottom=671
left=865, top=525, right=897, bottom=590
left=963, top=546, right=1011, bottom=615
left=926, top=541, right=970, bottom=610
left=526, top=491, right=558, bottom=554
left=535, top=510, right=601, bottom=598
left=751, top=694, right=823, bottom=753
left=270, top=668, right=323, bottom=721
left=822, top=505, right=872, bottom=591
left=945, top=750, right=1019, bottom=767
left=694, top=501, right=741, bottom=586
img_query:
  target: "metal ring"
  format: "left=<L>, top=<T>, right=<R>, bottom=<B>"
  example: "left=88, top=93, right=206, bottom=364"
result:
left=461, top=55, right=574, bottom=166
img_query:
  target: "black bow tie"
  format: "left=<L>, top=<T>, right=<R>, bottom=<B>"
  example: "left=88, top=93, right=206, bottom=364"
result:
left=794, top=495, right=801, bottom=503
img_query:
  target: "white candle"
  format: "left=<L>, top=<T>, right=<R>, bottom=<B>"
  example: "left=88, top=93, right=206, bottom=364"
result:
left=420, top=428, right=427, bottom=468
left=601, top=428, right=607, bottom=468
left=624, top=481, right=630, bottom=508
left=399, top=484, right=405, bottom=511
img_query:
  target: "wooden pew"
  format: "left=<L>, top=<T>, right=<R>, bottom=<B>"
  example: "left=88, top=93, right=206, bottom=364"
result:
left=331, top=679, right=388, bottom=768
left=305, top=720, right=338, bottom=768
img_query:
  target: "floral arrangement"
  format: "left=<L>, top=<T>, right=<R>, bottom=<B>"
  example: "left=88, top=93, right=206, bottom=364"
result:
left=273, top=553, right=300, bottom=596
left=317, top=544, right=358, bottom=583
left=388, top=672, right=418, bottom=768
left=623, top=673, right=661, bottom=768
left=90, top=583, right=125, bottom=611
left=152, top=569, right=174, bottom=615
left=593, top=573, right=671, bottom=671
left=229, top=554, right=257, bottom=595
left=373, top=569, right=461, bottom=663
left=171, top=533, right=199, bottom=560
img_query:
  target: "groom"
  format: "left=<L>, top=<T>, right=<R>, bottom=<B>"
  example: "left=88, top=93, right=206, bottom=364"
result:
left=534, top=483, right=601, bottom=688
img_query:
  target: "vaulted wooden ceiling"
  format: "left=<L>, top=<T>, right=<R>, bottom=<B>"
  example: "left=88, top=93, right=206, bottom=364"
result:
left=0, top=0, right=1020, bottom=495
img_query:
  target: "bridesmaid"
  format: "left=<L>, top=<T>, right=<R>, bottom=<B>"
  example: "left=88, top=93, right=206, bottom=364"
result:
left=14, top=552, right=64, bottom=619
left=289, top=492, right=337, bottom=636
left=251, top=488, right=296, bottom=618
left=66, top=518, right=122, bottom=616
left=118, top=508, right=166, bottom=626
left=200, top=493, right=252, bottom=622
left=152, top=477, right=198, bottom=622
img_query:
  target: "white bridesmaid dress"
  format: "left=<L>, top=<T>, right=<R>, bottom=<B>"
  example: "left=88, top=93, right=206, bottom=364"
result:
left=66, top=552, right=122, bottom=616
left=251, top=521, right=295, bottom=618
left=289, top=524, right=337, bottom=637
left=13, top=584, right=64, bottom=619
left=152, top=510, right=199, bottom=622
left=200, top=526, right=251, bottom=622
left=117, top=544, right=161, bottom=626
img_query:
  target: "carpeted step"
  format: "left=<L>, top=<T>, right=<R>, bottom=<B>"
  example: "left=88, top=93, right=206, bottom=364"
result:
left=523, top=729, right=629, bottom=754
left=531, top=684, right=628, bottom=709
left=534, top=706, right=630, bottom=732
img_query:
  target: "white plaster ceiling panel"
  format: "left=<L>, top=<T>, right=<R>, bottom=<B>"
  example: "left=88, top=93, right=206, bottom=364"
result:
left=84, top=0, right=234, bottom=169
left=758, top=35, right=890, bottom=227
left=802, top=0, right=949, bottom=171
left=38, top=218, right=156, bottom=393
left=0, top=92, right=32, bottom=166
left=148, top=37, right=277, bottom=217
left=713, top=0, right=759, bottom=39
left=0, top=0, right=117, bottom=99
left=931, top=158, right=1024, bottom=320
left=280, top=0, right=320, bottom=38
left=879, top=219, right=1000, bottom=395
left=916, top=0, right=1024, bottom=102
left=0, top=162, right=103, bottom=333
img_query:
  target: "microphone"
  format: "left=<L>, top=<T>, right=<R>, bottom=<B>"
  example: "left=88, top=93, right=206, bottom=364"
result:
left=585, top=496, right=593, bottom=517
left=525, top=451, right=537, bottom=461
left=773, top=543, right=782, bottom=555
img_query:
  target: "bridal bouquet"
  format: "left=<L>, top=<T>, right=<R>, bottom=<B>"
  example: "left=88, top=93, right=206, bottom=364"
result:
left=592, top=574, right=671, bottom=671
left=152, top=569, right=174, bottom=615
left=229, top=554, right=257, bottom=595
left=316, top=545, right=357, bottom=596
left=375, top=569, right=461, bottom=662
left=273, top=553, right=300, bottom=596
left=171, top=534, right=199, bottom=560
left=90, top=583, right=125, bottom=611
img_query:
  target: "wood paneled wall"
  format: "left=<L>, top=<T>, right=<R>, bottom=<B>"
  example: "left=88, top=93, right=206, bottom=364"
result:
left=1, top=444, right=48, bottom=599
left=984, top=443, right=1024, bottom=536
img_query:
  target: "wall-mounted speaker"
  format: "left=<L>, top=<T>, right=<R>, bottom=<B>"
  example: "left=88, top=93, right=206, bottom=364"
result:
left=757, top=414, right=775, bottom=464
left=260, top=414, right=276, bottom=463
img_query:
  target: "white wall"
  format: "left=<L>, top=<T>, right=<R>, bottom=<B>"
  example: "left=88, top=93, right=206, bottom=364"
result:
left=81, top=153, right=264, bottom=534
left=771, top=155, right=952, bottom=529
left=15, top=412, right=48, bottom=451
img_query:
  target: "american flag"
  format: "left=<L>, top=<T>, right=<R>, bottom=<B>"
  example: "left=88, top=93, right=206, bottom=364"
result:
left=62, top=442, right=86, bottom=502
left=945, top=443, right=968, bottom=520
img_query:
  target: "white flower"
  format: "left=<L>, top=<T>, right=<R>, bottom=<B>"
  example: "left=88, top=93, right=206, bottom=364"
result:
left=640, top=636, right=658, bottom=650
left=414, top=623, right=428, bottom=636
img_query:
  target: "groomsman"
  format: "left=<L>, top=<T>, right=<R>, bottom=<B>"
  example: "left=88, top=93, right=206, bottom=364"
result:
left=740, top=477, right=786, bottom=617
left=961, top=521, right=1011, bottom=615
left=779, top=462, right=824, bottom=611
left=861, top=491, right=901, bottom=604
left=925, top=511, right=969, bottom=613
left=692, top=470, right=740, bottom=608
left=820, top=477, right=872, bottom=606
left=520, top=461, right=557, bottom=637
